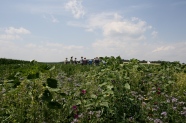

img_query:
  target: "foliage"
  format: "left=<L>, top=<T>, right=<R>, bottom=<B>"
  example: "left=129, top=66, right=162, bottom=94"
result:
left=0, top=57, right=186, bottom=122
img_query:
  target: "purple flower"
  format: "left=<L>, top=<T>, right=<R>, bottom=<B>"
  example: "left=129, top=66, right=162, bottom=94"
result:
left=171, top=97, right=178, bottom=103
left=154, top=118, right=163, bottom=123
left=74, top=114, right=78, bottom=119
left=71, top=118, right=78, bottom=123
left=72, top=105, right=77, bottom=110
left=81, top=90, right=86, bottom=94
left=173, top=107, right=177, bottom=110
left=180, top=111, right=186, bottom=117
left=161, top=111, right=167, bottom=116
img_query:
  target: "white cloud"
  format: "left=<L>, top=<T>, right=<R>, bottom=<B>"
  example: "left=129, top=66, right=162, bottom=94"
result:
left=151, top=31, right=158, bottom=38
left=51, top=15, right=59, bottom=23
left=69, top=13, right=151, bottom=40
left=66, top=12, right=186, bottom=62
left=0, top=27, right=31, bottom=41
left=83, top=13, right=185, bottom=62
left=92, top=38, right=186, bottom=62
left=0, top=34, right=21, bottom=40
left=0, top=41, right=85, bottom=62
left=43, top=15, right=59, bottom=23
left=102, top=20, right=147, bottom=37
left=65, top=0, right=85, bottom=19
left=5, top=27, right=31, bottom=34
left=152, top=46, right=175, bottom=52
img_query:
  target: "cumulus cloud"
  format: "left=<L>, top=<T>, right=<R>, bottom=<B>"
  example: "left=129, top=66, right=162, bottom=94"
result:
left=5, top=27, right=31, bottom=34
left=82, top=13, right=185, bottom=62
left=150, top=42, right=186, bottom=62
left=0, top=27, right=31, bottom=41
left=51, top=15, right=59, bottom=23
left=65, top=0, right=85, bottom=19
left=102, top=20, right=147, bottom=37
left=151, top=31, right=158, bottom=38
left=152, top=46, right=175, bottom=52
left=0, top=34, right=21, bottom=40
left=70, top=13, right=152, bottom=40
left=0, top=40, right=85, bottom=62
left=67, top=12, right=186, bottom=62
left=43, top=15, right=59, bottom=23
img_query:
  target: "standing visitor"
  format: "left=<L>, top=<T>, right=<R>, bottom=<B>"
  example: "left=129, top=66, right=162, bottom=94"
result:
left=70, top=56, right=74, bottom=64
left=80, top=56, right=83, bottom=65
left=65, top=58, right=68, bottom=64
left=88, top=59, right=93, bottom=65
left=74, top=58, right=77, bottom=64
left=83, top=58, right=87, bottom=65
left=95, top=57, right=100, bottom=66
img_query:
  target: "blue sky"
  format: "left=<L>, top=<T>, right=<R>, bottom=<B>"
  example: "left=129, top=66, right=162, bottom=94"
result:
left=0, top=0, right=186, bottom=63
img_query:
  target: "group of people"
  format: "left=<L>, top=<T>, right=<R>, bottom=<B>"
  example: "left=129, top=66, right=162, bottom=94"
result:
left=64, top=56, right=100, bottom=65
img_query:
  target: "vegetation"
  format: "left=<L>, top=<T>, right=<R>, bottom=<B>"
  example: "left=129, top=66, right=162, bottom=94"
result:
left=0, top=56, right=186, bottom=123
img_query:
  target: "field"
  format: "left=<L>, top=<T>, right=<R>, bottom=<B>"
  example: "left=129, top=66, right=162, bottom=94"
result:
left=0, top=56, right=186, bottom=123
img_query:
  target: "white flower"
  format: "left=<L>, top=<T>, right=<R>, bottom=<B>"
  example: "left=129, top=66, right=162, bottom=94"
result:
left=154, top=118, right=163, bottom=123
left=173, top=107, right=177, bottom=110
left=88, top=111, right=94, bottom=115
left=71, top=118, right=78, bottom=123
left=166, top=99, right=170, bottom=103
left=180, top=111, right=186, bottom=116
left=78, top=113, right=83, bottom=118
left=96, top=114, right=101, bottom=118
left=151, top=87, right=156, bottom=90
left=147, top=116, right=154, bottom=121
left=183, top=107, right=186, bottom=110
left=161, top=111, right=167, bottom=116
left=178, top=101, right=185, bottom=105
left=171, top=97, right=178, bottom=103
left=1, top=88, right=6, bottom=94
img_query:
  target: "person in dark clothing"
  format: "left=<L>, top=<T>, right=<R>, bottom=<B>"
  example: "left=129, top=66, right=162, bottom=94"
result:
left=88, top=59, right=93, bottom=65
left=83, top=58, right=87, bottom=65
left=94, top=57, right=100, bottom=66
left=74, top=58, right=77, bottom=64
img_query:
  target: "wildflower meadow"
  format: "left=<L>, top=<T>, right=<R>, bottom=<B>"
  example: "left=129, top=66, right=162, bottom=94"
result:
left=0, top=56, right=186, bottom=123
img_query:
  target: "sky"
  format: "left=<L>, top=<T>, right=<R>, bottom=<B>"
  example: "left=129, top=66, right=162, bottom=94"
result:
left=0, top=0, right=186, bottom=63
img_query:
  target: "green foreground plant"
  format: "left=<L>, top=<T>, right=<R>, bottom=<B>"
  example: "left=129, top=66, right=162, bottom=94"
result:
left=0, top=57, right=186, bottom=123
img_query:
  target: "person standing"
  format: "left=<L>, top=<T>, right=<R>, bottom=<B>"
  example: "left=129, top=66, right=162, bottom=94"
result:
left=83, top=57, right=87, bottom=65
left=80, top=56, right=83, bottom=65
left=95, top=57, right=100, bottom=66
left=65, top=58, right=68, bottom=64
left=88, top=59, right=93, bottom=65
left=74, top=58, right=77, bottom=64
left=70, top=56, right=74, bottom=64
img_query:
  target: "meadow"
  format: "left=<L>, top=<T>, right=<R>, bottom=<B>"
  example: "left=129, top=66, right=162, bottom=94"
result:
left=0, top=56, right=186, bottom=123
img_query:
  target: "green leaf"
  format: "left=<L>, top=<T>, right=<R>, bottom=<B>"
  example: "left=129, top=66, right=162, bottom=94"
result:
left=47, top=101, right=61, bottom=109
left=49, top=66, right=55, bottom=71
left=27, top=72, right=39, bottom=79
left=168, top=80, right=174, bottom=84
left=49, top=88, right=60, bottom=92
left=42, top=89, right=53, bottom=102
left=84, top=103, right=94, bottom=107
left=58, top=93, right=67, bottom=96
left=99, top=82, right=107, bottom=87
left=75, top=100, right=81, bottom=105
left=47, top=78, right=58, bottom=88
left=90, top=94, right=97, bottom=99
left=124, top=83, right=130, bottom=90
left=106, top=85, right=113, bottom=90
left=100, top=102, right=109, bottom=107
